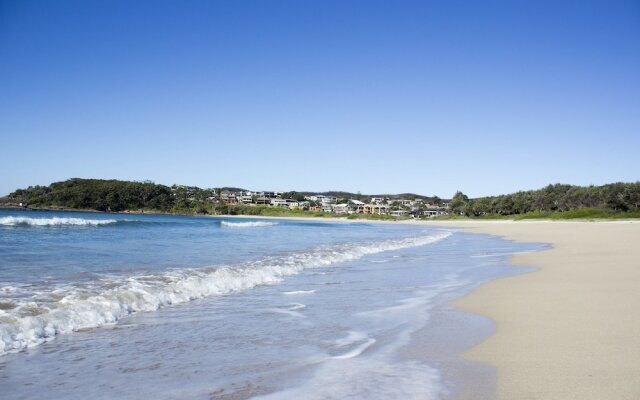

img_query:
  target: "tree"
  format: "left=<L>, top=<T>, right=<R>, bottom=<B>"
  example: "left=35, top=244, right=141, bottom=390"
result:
left=449, top=191, right=469, bottom=215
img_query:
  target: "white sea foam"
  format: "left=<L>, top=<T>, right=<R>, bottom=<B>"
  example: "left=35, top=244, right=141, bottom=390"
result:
left=470, top=250, right=537, bottom=258
left=267, top=303, right=307, bottom=318
left=220, top=221, right=277, bottom=228
left=255, top=290, right=450, bottom=400
left=0, top=231, right=451, bottom=355
left=282, top=290, right=315, bottom=295
left=0, top=216, right=117, bottom=227
left=334, top=330, right=368, bottom=347
left=255, top=356, right=443, bottom=400
left=332, top=338, right=376, bottom=359
left=287, top=303, right=306, bottom=311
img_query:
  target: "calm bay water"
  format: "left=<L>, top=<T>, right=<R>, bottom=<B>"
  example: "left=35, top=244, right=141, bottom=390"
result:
left=0, top=209, right=541, bottom=399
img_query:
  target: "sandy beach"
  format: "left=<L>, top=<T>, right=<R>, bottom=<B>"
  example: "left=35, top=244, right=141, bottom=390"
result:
left=417, top=220, right=640, bottom=400
left=222, top=216, right=640, bottom=398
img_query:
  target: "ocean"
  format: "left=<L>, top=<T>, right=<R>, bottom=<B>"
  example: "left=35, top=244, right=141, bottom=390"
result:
left=0, top=209, right=542, bottom=399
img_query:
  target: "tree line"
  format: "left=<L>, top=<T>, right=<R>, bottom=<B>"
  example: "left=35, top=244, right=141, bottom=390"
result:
left=448, top=182, right=640, bottom=216
left=5, top=178, right=640, bottom=217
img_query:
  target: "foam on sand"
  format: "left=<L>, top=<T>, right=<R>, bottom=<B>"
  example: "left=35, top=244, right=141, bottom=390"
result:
left=253, top=288, right=458, bottom=400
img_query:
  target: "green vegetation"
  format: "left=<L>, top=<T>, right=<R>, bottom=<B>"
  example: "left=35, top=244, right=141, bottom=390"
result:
left=8, top=179, right=175, bottom=212
left=3, top=178, right=372, bottom=219
left=514, top=208, right=640, bottom=220
left=4, top=178, right=640, bottom=220
left=447, top=183, right=640, bottom=219
left=210, top=204, right=329, bottom=218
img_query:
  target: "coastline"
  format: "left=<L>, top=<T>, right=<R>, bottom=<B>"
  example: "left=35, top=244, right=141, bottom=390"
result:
left=417, top=220, right=640, bottom=400
left=3, top=207, right=640, bottom=398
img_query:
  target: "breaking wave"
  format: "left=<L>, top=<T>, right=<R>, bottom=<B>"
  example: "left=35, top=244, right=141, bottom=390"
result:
left=0, top=231, right=451, bottom=355
left=220, top=221, right=278, bottom=228
left=0, top=216, right=118, bottom=227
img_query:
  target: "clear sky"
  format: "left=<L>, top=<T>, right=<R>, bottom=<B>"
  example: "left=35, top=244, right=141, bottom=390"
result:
left=1, top=0, right=639, bottom=198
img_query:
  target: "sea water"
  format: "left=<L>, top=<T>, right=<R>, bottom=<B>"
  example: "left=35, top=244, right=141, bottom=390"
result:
left=0, top=209, right=542, bottom=399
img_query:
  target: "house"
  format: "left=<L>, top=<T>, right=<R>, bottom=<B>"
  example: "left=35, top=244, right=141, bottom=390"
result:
left=423, top=208, right=447, bottom=217
left=237, top=195, right=253, bottom=204
left=391, top=210, right=408, bottom=217
left=332, top=204, right=350, bottom=214
left=271, top=199, right=288, bottom=207
left=271, top=199, right=299, bottom=209
left=349, top=199, right=366, bottom=213
left=363, top=204, right=389, bottom=215
left=313, top=195, right=337, bottom=204
left=220, top=192, right=238, bottom=204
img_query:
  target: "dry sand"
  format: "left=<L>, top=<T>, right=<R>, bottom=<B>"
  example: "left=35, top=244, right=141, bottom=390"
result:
left=418, top=220, right=640, bottom=400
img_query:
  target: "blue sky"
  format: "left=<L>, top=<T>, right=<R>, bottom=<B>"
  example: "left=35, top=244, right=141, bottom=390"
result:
left=1, top=0, right=638, bottom=198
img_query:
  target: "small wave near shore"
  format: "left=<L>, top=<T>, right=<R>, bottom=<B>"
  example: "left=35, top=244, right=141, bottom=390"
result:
left=0, top=231, right=451, bottom=355
left=0, top=216, right=118, bottom=227
left=220, top=221, right=278, bottom=228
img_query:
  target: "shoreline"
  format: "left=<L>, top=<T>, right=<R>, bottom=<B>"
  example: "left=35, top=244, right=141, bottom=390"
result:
left=4, top=206, right=639, bottom=224
left=3, top=207, right=639, bottom=397
left=418, top=220, right=640, bottom=400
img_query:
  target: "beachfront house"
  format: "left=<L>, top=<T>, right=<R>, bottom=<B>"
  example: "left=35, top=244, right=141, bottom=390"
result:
left=271, top=198, right=300, bottom=209
left=332, top=204, right=350, bottom=214
left=390, top=210, right=408, bottom=217
left=349, top=199, right=366, bottom=213
left=363, top=204, right=389, bottom=215
left=237, top=195, right=253, bottom=204
left=423, top=208, right=447, bottom=217
left=220, top=192, right=238, bottom=204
